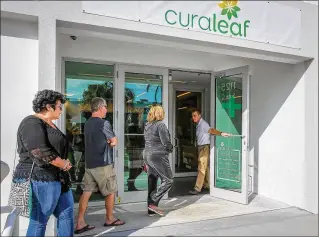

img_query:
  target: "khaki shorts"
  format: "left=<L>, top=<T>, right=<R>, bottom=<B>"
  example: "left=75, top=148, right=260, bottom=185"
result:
left=82, top=165, right=117, bottom=196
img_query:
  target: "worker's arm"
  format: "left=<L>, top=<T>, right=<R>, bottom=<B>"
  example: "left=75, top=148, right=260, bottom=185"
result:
left=208, top=128, right=231, bottom=137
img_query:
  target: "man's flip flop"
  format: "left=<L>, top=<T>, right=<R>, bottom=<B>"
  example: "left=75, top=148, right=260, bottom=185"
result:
left=103, top=219, right=125, bottom=227
left=74, top=225, right=95, bottom=234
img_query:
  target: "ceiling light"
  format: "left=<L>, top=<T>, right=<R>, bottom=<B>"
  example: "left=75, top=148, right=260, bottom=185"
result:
left=177, top=92, right=191, bottom=98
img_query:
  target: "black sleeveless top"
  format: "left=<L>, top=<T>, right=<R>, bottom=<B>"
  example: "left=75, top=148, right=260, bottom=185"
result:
left=13, top=115, right=71, bottom=193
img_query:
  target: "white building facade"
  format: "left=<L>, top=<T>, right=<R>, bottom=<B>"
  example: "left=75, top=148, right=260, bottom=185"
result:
left=1, top=1, right=318, bottom=235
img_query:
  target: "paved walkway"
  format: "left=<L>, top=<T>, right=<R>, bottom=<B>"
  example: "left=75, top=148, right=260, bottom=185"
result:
left=99, top=208, right=318, bottom=236
left=73, top=195, right=317, bottom=236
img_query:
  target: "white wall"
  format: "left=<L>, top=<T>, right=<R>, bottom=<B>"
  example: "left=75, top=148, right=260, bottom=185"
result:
left=251, top=1, right=318, bottom=213
left=58, top=35, right=318, bottom=213
left=249, top=60, right=318, bottom=214
left=303, top=57, right=318, bottom=213
left=1, top=18, right=39, bottom=234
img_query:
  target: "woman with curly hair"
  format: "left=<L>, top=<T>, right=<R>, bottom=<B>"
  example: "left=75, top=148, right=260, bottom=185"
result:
left=143, top=104, right=174, bottom=217
left=11, top=89, right=74, bottom=237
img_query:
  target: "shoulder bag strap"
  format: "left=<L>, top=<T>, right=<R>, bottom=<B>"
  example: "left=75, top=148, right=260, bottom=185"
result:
left=12, top=141, right=18, bottom=178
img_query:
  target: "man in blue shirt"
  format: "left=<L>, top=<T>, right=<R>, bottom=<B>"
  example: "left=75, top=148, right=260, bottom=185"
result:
left=75, top=97, right=125, bottom=234
left=189, top=108, right=230, bottom=195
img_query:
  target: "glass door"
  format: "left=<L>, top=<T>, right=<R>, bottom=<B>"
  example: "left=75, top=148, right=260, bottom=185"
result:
left=210, top=66, right=250, bottom=204
left=116, top=65, right=169, bottom=204
left=63, top=60, right=115, bottom=203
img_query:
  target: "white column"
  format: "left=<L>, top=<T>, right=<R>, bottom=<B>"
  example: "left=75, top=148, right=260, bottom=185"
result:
left=303, top=58, right=318, bottom=213
left=38, top=16, right=57, bottom=90
left=38, top=16, right=58, bottom=236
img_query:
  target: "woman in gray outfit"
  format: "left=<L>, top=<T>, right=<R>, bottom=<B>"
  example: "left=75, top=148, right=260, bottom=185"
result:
left=143, top=105, right=173, bottom=216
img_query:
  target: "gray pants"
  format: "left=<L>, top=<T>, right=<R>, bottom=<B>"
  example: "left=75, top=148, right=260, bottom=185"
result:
left=144, top=151, right=173, bottom=206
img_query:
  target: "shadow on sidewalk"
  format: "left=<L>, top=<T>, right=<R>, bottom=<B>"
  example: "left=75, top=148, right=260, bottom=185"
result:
left=74, top=194, right=207, bottom=237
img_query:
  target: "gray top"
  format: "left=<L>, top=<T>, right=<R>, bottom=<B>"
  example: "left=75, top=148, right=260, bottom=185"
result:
left=144, top=121, right=173, bottom=153
left=196, top=118, right=211, bottom=146
left=84, top=117, right=116, bottom=169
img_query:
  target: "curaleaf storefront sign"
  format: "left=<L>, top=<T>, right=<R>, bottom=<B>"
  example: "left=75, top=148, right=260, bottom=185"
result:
left=164, top=1, right=250, bottom=38
left=82, top=1, right=302, bottom=49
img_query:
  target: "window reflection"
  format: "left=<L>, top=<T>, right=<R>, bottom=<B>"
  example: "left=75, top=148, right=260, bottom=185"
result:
left=65, top=61, right=114, bottom=202
left=124, top=73, right=162, bottom=192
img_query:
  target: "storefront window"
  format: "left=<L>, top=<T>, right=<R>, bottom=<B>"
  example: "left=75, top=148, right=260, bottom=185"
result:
left=64, top=61, right=114, bottom=202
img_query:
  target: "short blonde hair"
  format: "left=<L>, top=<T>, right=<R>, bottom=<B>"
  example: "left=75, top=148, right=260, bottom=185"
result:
left=147, top=105, right=165, bottom=122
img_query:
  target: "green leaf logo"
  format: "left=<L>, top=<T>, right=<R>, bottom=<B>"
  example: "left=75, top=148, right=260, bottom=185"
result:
left=218, top=1, right=241, bottom=20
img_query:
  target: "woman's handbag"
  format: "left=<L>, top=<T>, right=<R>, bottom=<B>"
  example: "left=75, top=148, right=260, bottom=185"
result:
left=8, top=143, right=35, bottom=218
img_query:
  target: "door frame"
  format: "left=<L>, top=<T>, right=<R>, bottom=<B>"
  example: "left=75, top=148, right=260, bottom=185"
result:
left=171, top=87, right=205, bottom=178
left=209, top=65, right=251, bottom=205
left=116, top=64, right=169, bottom=204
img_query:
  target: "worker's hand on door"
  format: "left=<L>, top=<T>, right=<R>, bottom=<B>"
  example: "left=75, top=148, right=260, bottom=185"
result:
left=221, top=132, right=231, bottom=137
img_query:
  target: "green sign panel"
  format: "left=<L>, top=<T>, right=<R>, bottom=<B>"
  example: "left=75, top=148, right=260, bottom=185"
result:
left=215, top=75, right=243, bottom=192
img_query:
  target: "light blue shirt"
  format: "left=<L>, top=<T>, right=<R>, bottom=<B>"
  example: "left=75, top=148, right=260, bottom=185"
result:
left=196, top=118, right=211, bottom=146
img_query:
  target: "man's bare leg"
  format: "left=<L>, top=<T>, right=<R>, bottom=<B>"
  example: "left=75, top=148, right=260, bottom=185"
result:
left=75, top=191, right=93, bottom=230
left=104, top=193, right=125, bottom=225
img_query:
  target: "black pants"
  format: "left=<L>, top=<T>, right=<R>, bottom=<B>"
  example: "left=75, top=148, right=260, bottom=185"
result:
left=128, top=168, right=143, bottom=191
left=146, top=154, right=173, bottom=206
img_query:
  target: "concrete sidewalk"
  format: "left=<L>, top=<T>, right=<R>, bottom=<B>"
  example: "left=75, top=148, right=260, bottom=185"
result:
left=99, top=208, right=318, bottom=236
left=72, top=195, right=319, bottom=236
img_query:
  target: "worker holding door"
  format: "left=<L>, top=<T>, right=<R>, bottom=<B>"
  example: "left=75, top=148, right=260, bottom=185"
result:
left=189, top=108, right=231, bottom=195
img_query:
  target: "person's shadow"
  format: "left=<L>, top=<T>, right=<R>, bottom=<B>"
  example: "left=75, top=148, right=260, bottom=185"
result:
left=74, top=193, right=204, bottom=237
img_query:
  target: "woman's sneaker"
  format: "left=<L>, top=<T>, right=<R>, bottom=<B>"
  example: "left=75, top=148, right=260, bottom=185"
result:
left=148, top=210, right=156, bottom=217
left=148, top=204, right=165, bottom=217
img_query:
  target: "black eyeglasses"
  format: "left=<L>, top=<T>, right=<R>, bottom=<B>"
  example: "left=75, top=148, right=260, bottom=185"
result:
left=51, top=104, right=63, bottom=110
